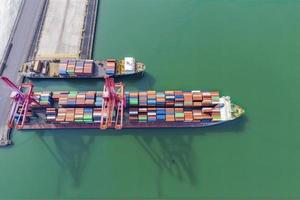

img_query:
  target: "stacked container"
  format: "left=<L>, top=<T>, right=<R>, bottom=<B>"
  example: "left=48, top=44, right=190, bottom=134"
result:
left=58, top=60, right=68, bottom=76
left=156, top=92, right=165, bottom=106
left=75, top=108, right=84, bottom=122
left=184, top=110, right=193, bottom=122
left=174, top=91, right=184, bottom=107
left=95, top=92, right=103, bottom=107
left=105, top=59, right=116, bottom=76
left=76, top=92, right=86, bottom=106
left=183, top=92, right=193, bottom=107
left=166, top=108, right=175, bottom=122
left=138, top=108, right=147, bottom=122
left=66, top=60, right=76, bottom=76
left=175, top=108, right=184, bottom=121
left=67, top=91, right=77, bottom=106
left=93, top=108, right=102, bottom=122
left=84, top=108, right=93, bottom=123
left=58, top=93, right=68, bottom=106
left=211, top=91, right=220, bottom=105
left=85, top=91, right=95, bottom=106
left=129, top=92, right=138, bottom=107
left=65, top=108, right=75, bottom=122
left=192, top=91, right=202, bottom=107
left=147, top=107, right=156, bottom=122
left=83, top=60, right=93, bottom=75
left=202, top=92, right=212, bottom=106
left=56, top=108, right=66, bottom=122
left=157, top=108, right=166, bottom=120
left=147, top=91, right=156, bottom=106
left=75, top=60, right=84, bottom=75
left=129, top=108, right=138, bottom=121
left=192, top=110, right=202, bottom=121
left=212, top=107, right=221, bottom=121
left=165, top=91, right=175, bottom=107
left=39, top=92, right=53, bottom=106
left=52, top=91, right=62, bottom=100
left=46, top=108, right=56, bottom=122
left=138, top=92, right=147, bottom=106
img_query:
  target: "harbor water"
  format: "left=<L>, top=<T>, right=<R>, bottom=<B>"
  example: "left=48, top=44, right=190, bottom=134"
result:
left=1, top=0, right=300, bottom=199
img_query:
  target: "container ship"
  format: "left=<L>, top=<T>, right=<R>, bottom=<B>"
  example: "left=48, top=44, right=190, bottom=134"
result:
left=1, top=77, right=244, bottom=130
left=19, top=57, right=145, bottom=79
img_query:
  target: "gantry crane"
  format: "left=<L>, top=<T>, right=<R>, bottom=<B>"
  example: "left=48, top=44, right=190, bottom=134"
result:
left=100, top=76, right=125, bottom=130
left=0, top=76, right=40, bottom=129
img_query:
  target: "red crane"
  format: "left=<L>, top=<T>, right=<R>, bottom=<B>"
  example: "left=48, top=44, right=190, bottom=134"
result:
left=0, top=76, right=40, bottom=129
left=100, top=76, right=125, bottom=130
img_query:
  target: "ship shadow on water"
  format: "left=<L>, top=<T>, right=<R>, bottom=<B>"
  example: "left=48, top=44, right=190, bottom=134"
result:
left=36, top=130, right=96, bottom=194
left=35, top=115, right=247, bottom=195
left=130, top=116, right=247, bottom=192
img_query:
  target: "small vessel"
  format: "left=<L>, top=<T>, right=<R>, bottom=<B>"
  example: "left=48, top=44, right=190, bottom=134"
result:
left=19, top=57, right=145, bottom=78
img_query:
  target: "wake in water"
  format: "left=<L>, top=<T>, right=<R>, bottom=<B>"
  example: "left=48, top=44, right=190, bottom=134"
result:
left=0, top=0, right=22, bottom=61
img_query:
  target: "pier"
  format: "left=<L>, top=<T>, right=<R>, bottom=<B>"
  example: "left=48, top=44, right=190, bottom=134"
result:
left=0, top=0, right=98, bottom=146
left=0, top=0, right=48, bottom=146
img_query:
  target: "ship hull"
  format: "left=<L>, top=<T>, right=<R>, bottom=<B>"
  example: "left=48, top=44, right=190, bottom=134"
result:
left=19, top=59, right=145, bottom=79
left=22, top=70, right=144, bottom=79
left=20, top=120, right=226, bottom=130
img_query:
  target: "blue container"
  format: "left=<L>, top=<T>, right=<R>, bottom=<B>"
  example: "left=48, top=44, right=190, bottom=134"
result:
left=157, top=115, right=165, bottom=120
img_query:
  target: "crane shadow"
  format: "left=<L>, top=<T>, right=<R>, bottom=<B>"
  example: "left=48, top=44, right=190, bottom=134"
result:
left=35, top=115, right=247, bottom=194
left=131, top=116, right=247, bottom=188
left=36, top=129, right=96, bottom=193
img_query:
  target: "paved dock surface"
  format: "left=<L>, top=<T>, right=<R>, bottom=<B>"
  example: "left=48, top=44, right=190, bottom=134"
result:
left=36, top=0, right=86, bottom=59
left=0, top=0, right=47, bottom=145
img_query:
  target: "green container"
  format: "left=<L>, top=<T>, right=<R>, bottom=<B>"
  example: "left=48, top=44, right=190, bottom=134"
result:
left=84, top=115, right=92, bottom=120
left=212, top=96, right=219, bottom=101
left=130, top=99, right=138, bottom=105
left=175, top=113, right=184, bottom=118
left=138, top=116, right=147, bottom=121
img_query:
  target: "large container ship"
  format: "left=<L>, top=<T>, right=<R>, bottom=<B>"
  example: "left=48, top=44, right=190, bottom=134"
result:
left=19, top=57, right=145, bottom=79
left=5, top=77, right=244, bottom=130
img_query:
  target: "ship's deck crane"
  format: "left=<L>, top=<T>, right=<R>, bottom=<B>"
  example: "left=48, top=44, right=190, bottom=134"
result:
left=100, top=76, right=125, bottom=130
left=0, top=76, right=40, bottom=129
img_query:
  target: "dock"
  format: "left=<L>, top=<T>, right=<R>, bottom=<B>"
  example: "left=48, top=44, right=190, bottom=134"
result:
left=0, top=0, right=48, bottom=146
left=0, top=0, right=99, bottom=146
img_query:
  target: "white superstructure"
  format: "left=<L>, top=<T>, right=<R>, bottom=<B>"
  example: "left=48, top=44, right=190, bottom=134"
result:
left=220, top=96, right=232, bottom=121
left=124, top=57, right=136, bottom=74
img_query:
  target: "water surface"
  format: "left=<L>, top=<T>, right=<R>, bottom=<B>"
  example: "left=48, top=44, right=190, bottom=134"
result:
left=1, top=0, right=300, bottom=199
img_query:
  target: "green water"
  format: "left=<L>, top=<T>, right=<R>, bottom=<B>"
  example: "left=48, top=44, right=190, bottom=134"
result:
left=1, top=0, right=300, bottom=199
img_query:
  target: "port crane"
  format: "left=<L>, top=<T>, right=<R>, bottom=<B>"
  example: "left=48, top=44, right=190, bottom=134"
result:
left=100, top=76, right=125, bottom=130
left=0, top=76, right=40, bottom=129
left=0, top=76, right=125, bottom=130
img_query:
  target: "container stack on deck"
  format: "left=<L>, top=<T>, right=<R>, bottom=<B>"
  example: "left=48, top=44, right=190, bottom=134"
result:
left=31, top=89, right=222, bottom=125
left=35, top=92, right=53, bottom=106
left=75, top=108, right=84, bottom=122
left=127, top=90, right=222, bottom=123
left=46, top=108, right=56, bottom=122
left=59, top=60, right=93, bottom=77
left=105, top=60, right=116, bottom=76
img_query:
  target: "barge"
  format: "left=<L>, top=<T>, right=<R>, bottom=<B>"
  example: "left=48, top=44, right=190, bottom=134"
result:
left=19, top=57, right=145, bottom=79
